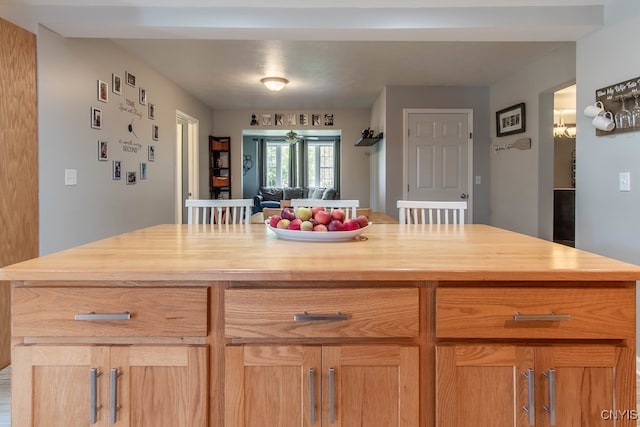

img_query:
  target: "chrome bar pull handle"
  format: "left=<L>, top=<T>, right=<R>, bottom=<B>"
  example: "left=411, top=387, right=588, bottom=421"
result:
left=543, top=369, right=556, bottom=426
left=294, top=312, right=349, bottom=322
left=89, top=368, right=102, bottom=425
left=329, top=368, right=336, bottom=424
left=513, top=312, right=571, bottom=322
left=522, top=368, right=535, bottom=425
left=109, top=368, right=122, bottom=425
left=308, top=368, right=316, bottom=424
left=75, top=312, right=132, bottom=321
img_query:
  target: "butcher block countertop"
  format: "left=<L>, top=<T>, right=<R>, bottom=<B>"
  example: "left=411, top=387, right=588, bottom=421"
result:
left=1, top=224, right=639, bottom=283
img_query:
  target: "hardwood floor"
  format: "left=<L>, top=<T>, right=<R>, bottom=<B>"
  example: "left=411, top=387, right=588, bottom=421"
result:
left=0, top=364, right=637, bottom=426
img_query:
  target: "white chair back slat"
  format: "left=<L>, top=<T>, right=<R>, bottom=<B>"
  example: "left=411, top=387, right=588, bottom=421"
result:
left=185, top=199, right=254, bottom=225
left=290, top=199, right=360, bottom=219
left=396, top=200, right=468, bottom=225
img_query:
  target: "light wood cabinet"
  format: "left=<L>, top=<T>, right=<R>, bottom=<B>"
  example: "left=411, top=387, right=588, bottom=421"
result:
left=437, top=344, right=634, bottom=427
left=13, top=345, right=208, bottom=427
left=225, top=344, right=418, bottom=427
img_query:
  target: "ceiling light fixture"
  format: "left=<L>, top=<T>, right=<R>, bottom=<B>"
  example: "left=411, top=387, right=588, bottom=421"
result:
left=261, top=77, right=289, bottom=92
left=285, top=130, right=300, bottom=144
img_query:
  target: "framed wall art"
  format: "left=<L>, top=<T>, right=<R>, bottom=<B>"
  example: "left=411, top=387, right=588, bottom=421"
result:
left=140, top=163, right=147, bottom=180
left=126, top=70, right=136, bottom=87
left=496, top=103, right=526, bottom=137
left=98, top=140, right=108, bottom=161
left=97, top=80, right=108, bottom=103
left=148, top=103, right=155, bottom=120
left=148, top=145, right=155, bottom=161
left=112, top=74, right=122, bottom=95
left=126, top=171, right=137, bottom=185
left=91, top=107, right=102, bottom=129
left=139, top=87, right=147, bottom=105
left=152, top=124, right=159, bottom=141
left=112, top=160, right=121, bottom=180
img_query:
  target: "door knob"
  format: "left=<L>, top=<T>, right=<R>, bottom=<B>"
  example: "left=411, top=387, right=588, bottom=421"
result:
left=460, top=193, right=468, bottom=199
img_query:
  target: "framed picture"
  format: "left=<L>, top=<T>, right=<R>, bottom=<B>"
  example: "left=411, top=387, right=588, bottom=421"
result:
left=91, top=107, right=102, bottom=129
left=274, top=113, right=283, bottom=126
left=139, top=87, right=147, bottom=105
left=250, top=114, right=259, bottom=126
left=324, top=113, right=334, bottom=126
left=152, top=124, right=159, bottom=141
left=140, top=163, right=147, bottom=180
left=311, top=114, right=321, bottom=126
left=112, top=160, right=121, bottom=180
left=496, top=102, right=526, bottom=137
left=126, top=171, right=137, bottom=185
left=112, top=73, right=122, bottom=95
left=261, top=113, right=272, bottom=126
left=97, top=80, right=108, bottom=103
left=98, top=140, right=108, bottom=161
left=125, top=70, right=136, bottom=87
left=299, top=113, right=309, bottom=126
left=286, top=113, right=297, bottom=126
left=148, top=103, right=155, bottom=119
left=148, top=145, right=155, bottom=161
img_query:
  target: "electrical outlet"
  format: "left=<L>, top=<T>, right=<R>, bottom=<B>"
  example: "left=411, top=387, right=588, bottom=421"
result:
left=619, top=172, right=630, bottom=192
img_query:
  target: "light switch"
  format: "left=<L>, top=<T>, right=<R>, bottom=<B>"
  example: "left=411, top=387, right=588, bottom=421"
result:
left=619, top=172, right=630, bottom=192
left=475, top=175, right=481, bottom=185
left=65, top=169, right=77, bottom=186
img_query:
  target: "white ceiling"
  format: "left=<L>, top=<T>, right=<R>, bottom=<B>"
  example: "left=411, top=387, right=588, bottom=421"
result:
left=0, top=0, right=601, bottom=110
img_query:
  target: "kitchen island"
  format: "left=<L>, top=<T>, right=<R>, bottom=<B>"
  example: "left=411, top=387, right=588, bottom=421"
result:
left=2, top=223, right=639, bottom=427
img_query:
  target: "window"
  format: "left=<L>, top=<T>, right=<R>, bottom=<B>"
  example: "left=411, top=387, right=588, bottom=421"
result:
left=263, top=138, right=340, bottom=190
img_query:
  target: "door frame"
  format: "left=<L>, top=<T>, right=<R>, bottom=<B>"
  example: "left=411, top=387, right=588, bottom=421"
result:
left=175, top=110, right=199, bottom=224
left=402, top=108, right=474, bottom=223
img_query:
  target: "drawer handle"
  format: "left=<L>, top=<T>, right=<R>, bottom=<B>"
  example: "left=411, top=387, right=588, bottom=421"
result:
left=89, top=368, right=102, bottom=425
left=294, top=312, right=349, bottom=322
left=75, top=312, right=132, bottom=321
left=522, top=368, right=535, bottom=425
left=110, top=368, right=122, bottom=424
left=513, top=312, right=571, bottom=322
left=308, top=368, right=316, bottom=424
left=543, top=369, right=556, bottom=425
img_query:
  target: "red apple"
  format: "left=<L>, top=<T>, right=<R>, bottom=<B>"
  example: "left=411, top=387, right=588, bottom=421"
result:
left=355, top=215, right=369, bottom=228
left=288, top=218, right=302, bottom=230
left=314, top=210, right=332, bottom=225
left=328, top=219, right=344, bottom=231
left=276, top=219, right=290, bottom=229
left=269, top=215, right=281, bottom=228
left=342, top=219, right=360, bottom=231
left=311, top=206, right=325, bottom=216
left=313, top=224, right=328, bottom=232
left=331, top=209, right=346, bottom=222
left=281, top=207, right=296, bottom=221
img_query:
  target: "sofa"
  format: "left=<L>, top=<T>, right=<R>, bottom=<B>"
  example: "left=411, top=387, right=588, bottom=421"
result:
left=253, top=186, right=339, bottom=213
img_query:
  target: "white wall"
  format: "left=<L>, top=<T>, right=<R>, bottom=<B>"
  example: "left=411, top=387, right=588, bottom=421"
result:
left=575, top=0, right=640, bottom=266
left=489, top=45, right=576, bottom=237
left=38, top=26, right=214, bottom=254
left=212, top=109, right=372, bottom=206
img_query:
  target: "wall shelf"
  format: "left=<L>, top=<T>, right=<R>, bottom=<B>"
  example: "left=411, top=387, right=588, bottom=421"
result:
left=355, top=133, right=383, bottom=147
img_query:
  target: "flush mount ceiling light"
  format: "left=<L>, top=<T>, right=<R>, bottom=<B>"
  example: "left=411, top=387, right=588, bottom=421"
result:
left=261, top=77, right=289, bottom=92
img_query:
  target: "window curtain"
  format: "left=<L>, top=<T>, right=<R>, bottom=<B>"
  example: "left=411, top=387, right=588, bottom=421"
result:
left=258, top=138, right=266, bottom=188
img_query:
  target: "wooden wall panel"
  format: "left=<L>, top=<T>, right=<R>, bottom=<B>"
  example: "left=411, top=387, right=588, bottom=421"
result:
left=0, top=17, right=38, bottom=368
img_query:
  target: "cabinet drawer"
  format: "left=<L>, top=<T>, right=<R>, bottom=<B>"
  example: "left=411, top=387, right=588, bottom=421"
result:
left=13, top=287, right=208, bottom=337
left=436, top=287, right=634, bottom=340
left=225, top=288, right=419, bottom=339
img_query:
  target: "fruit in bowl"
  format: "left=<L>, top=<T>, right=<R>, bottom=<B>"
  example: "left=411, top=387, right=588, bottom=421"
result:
left=267, top=206, right=369, bottom=232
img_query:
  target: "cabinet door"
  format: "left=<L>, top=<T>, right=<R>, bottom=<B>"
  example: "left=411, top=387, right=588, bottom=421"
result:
left=110, top=346, right=208, bottom=427
left=225, top=345, right=321, bottom=427
left=436, top=345, right=535, bottom=427
left=535, top=346, right=635, bottom=427
left=12, top=345, right=111, bottom=427
left=322, top=345, right=419, bottom=427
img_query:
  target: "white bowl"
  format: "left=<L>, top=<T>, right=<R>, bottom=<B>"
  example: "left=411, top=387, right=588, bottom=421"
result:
left=265, top=221, right=372, bottom=242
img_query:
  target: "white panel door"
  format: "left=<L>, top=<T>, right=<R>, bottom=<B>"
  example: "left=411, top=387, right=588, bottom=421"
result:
left=406, top=110, right=472, bottom=221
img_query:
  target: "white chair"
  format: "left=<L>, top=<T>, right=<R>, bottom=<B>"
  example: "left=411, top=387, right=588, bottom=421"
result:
left=185, top=199, right=253, bottom=225
left=397, top=200, right=467, bottom=225
left=290, top=199, right=359, bottom=219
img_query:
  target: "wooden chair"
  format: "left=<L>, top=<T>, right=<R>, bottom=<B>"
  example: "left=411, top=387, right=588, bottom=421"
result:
left=185, top=199, right=253, bottom=225
left=290, top=199, right=360, bottom=219
left=397, top=200, right=467, bottom=225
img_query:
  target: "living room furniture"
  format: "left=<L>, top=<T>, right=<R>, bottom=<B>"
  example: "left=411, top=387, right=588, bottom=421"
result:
left=2, top=224, right=638, bottom=426
left=252, top=186, right=338, bottom=213
left=185, top=198, right=253, bottom=224
left=290, top=198, right=360, bottom=218
left=397, top=200, right=468, bottom=225
left=209, top=136, right=231, bottom=199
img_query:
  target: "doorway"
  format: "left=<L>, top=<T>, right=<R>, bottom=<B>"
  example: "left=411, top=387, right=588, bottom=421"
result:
left=175, top=111, right=199, bottom=224
left=552, top=85, right=576, bottom=247
left=403, top=109, right=474, bottom=223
